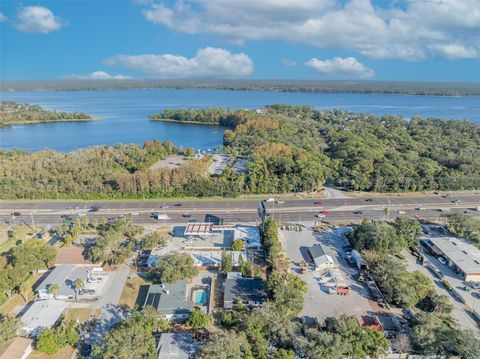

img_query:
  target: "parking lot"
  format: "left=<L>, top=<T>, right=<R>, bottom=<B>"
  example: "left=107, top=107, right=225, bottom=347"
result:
left=279, top=227, right=382, bottom=324
left=404, top=247, right=480, bottom=332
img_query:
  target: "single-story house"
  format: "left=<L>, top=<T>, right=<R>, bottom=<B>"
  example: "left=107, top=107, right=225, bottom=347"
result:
left=20, top=300, right=68, bottom=337
left=0, top=337, right=33, bottom=359
left=224, top=272, right=267, bottom=311
left=157, top=332, right=200, bottom=359
left=143, top=281, right=194, bottom=322
left=35, top=264, right=99, bottom=300
left=308, top=244, right=335, bottom=271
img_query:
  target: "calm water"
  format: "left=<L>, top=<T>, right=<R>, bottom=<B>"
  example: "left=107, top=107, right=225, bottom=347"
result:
left=1, top=89, right=479, bottom=152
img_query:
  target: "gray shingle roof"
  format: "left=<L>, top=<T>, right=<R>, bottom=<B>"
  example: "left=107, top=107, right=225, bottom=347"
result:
left=144, top=282, right=194, bottom=316
left=35, top=265, right=90, bottom=297
left=224, top=276, right=267, bottom=304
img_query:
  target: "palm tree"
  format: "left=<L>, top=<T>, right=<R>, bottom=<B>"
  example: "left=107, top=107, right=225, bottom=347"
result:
left=48, top=283, right=60, bottom=299
left=73, top=278, right=84, bottom=301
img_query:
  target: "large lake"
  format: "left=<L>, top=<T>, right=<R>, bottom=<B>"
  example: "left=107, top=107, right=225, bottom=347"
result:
left=1, top=89, right=479, bottom=152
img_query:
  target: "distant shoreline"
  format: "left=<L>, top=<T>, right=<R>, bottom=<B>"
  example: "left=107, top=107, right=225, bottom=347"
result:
left=149, top=117, right=222, bottom=125
left=2, top=79, right=479, bottom=97
left=0, top=116, right=101, bottom=128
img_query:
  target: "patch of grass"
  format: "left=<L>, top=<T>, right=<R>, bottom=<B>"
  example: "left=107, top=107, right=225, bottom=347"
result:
left=63, top=308, right=99, bottom=323
left=119, top=275, right=150, bottom=309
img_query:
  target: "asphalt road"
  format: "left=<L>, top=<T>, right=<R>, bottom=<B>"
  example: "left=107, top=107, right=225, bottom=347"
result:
left=1, top=194, right=479, bottom=225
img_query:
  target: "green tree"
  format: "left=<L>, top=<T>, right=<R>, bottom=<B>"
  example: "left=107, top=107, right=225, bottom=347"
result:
left=73, top=278, right=84, bottom=300
left=0, top=315, right=20, bottom=345
left=267, top=272, right=307, bottom=316
left=140, top=232, right=166, bottom=250
left=93, top=312, right=157, bottom=359
left=201, top=331, right=253, bottom=359
left=272, top=348, right=295, bottom=359
left=48, top=283, right=60, bottom=298
left=186, top=307, right=211, bottom=330
left=221, top=251, right=233, bottom=273
left=59, top=320, right=80, bottom=347
left=393, top=216, right=422, bottom=248
left=155, top=253, right=197, bottom=283
left=232, top=239, right=244, bottom=251
left=36, top=329, right=60, bottom=355
left=185, top=147, right=195, bottom=157
left=141, top=305, right=171, bottom=332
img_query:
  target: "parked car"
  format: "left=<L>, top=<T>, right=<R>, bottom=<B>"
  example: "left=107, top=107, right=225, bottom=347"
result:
left=437, top=257, right=447, bottom=265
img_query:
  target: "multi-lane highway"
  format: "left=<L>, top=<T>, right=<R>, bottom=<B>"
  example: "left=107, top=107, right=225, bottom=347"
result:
left=1, top=194, right=479, bottom=225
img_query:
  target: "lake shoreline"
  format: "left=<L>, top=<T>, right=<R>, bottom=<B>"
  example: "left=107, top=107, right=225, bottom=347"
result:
left=149, top=117, right=221, bottom=125
left=0, top=116, right=101, bottom=128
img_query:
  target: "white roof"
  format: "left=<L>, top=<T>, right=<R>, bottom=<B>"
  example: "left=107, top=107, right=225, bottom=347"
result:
left=429, top=236, right=480, bottom=275
left=21, top=300, right=68, bottom=337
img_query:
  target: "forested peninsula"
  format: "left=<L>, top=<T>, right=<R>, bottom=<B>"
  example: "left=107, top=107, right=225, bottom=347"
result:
left=1, top=105, right=479, bottom=199
left=0, top=101, right=95, bottom=127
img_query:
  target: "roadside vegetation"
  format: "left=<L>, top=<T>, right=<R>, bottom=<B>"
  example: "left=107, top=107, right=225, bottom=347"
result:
left=0, top=101, right=94, bottom=127
left=2, top=105, right=479, bottom=199
left=349, top=218, right=480, bottom=357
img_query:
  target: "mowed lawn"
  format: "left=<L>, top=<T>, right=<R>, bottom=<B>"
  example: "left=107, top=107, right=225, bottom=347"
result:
left=119, top=275, right=151, bottom=308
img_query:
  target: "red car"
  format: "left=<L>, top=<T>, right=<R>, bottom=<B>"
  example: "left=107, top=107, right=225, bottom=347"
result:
left=314, top=201, right=323, bottom=205
left=320, top=210, right=329, bottom=215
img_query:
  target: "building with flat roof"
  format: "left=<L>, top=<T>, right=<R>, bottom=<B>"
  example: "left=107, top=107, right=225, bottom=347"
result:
left=20, top=300, right=68, bottom=337
left=143, top=282, right=194, bottom=322
left=156, top=332, right=199, bottom=359
left=424, top=236, right=480, bottom=282
left=0, top=337, right=33, bottom=359
left=308, top=244, right=335, bottom=271
left=35, top=264, right=98, bottom=300
left=224, top=273, right=267, bottom=311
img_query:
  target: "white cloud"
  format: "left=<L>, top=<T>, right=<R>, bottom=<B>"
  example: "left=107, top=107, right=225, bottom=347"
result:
left=104, top=47, right=253, bottom=78
left=139, top=0, right=480, bottom=61
left=0, top=12, right=7, bottom=22
left=306, top=57, right=374, bottom=79
left=65, top=71, right=132, bottom=80
left=16, top=6, right=65, bottom=34
left=281, top=58, right=297, bottom=66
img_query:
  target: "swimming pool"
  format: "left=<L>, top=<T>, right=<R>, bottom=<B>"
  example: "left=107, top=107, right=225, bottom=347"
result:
left=193, top=289, right=207, bottom=305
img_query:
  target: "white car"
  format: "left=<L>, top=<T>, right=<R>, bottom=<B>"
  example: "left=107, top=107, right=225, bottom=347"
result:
left=266, top=198, right=275, bottom=202
left=416, top=207, right=426, bottom=211
left=87, top=277, right=103, bottom=283
left=316, top=214, right=326, bottom=218
left=438, top=257, right=447, bottom=265
left=276, top=200, right=285, bottom=204
left=397, top=210, right=406, bottom=214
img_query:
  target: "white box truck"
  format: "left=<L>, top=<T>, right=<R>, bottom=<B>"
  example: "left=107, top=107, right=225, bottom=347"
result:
left=152, top=212, right=171, bottom=220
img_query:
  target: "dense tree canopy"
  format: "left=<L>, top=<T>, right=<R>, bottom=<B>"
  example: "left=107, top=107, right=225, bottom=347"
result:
left=0, top=101, right=93, bottom=127
left=155, top=253, right=197, bottom=283
left=3, top=106, right=479, bottom=199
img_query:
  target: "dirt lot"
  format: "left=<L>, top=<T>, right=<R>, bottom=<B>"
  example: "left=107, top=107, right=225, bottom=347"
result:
left=149, top=155, right=188, bottom=170
left=279, top=227, right=383, bottom=324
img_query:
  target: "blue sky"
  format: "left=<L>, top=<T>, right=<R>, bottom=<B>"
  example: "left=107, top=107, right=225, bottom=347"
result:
left=1, top=0, right=479, bottom=82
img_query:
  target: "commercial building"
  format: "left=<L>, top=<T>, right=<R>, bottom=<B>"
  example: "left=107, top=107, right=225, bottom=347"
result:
left=156, top=332, right=200, bottom=359
left=224, top=272, right=267, bottom=311
left=308, top=244, right=335, bottom=271
left=143, top=281, right=194, bottom=322
left=35, top=264, right=102, bottom=300
left=20, top=300, right=68, bottom=337
left=422, top=236, right=480, bottom=282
